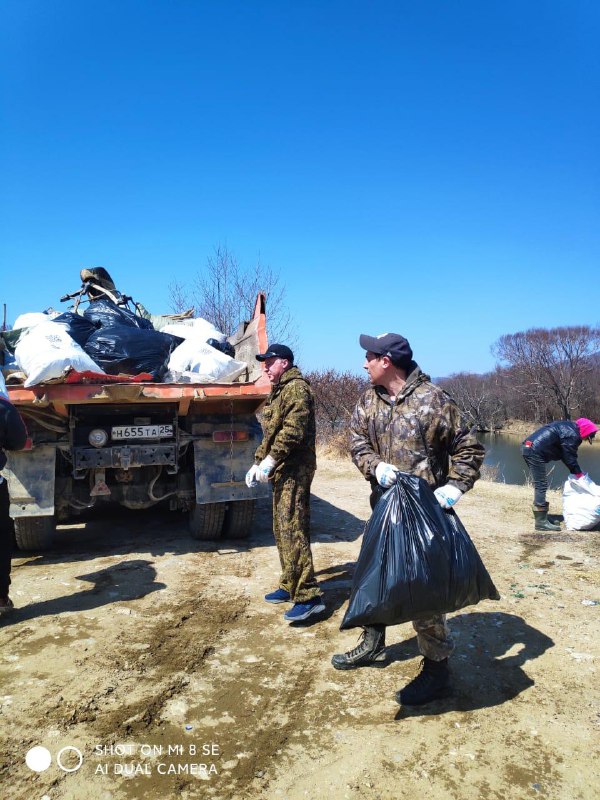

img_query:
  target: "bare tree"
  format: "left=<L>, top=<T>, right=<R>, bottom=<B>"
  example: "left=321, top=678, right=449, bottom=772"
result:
left=168, top=245, right=296, bottom=344
left=167, top=280, right=191, bottom=316
left=575, top=354, right=600, bottom=423
left=492, top=326, right=600, bottom=420
left=306, top=369, right=368, bottom=453
left=439, top=372, right=505, bottom=431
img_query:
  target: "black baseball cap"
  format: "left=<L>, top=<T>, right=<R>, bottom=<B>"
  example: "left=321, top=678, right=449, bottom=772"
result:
left=359, top=333, right=413, bottom=367
left=256, top=343, right=294, bottom=363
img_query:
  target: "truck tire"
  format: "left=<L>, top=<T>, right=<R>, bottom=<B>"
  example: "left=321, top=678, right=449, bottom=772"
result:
left=188, top=503, right=226, bottom=540
left=222, top=500, right=255, bottom=539
left=13, top=516, right=55, bottom=551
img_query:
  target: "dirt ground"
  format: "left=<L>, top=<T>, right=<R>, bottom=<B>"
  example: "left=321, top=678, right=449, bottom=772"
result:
left=1, top=457, right=599, bottom=800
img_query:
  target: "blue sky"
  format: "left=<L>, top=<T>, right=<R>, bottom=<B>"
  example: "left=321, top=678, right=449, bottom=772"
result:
left=1, top=1, right=598, bottom=378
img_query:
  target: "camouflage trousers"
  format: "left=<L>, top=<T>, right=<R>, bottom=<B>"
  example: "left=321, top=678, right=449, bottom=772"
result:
left=412, top=615, right=455, bottom=660
left=272, top=466, right=320, bottom=603
left=370, top=616, right=454, bottom=661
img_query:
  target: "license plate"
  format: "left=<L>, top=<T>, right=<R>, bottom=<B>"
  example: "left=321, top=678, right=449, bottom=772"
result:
left=111, top=424, right=174, bottom=440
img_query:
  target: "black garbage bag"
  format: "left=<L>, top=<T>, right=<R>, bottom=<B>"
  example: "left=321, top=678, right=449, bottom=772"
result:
left=52, top=312, right=100, bottom=348
left=340, top=473, right=499, bottom=630
left=207, top=337, right=236, bottom=358
left=84, top=326, right=182, bottom=380
left=83, top=298, right=154, bottom=330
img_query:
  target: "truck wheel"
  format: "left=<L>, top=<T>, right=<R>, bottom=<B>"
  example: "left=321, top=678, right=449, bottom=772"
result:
left=222, top=500, right=255, bottom=539
left=13, top=516, right=55, bottom=551
left=188, top=503, right=226, bottom=540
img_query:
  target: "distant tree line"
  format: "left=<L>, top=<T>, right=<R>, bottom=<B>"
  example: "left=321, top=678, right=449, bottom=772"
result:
left=304, top=369, right=368, bottom=455
left=306, top=326, right=600, bottom=454
left=439, top=325, right=600, bottom=430
left=169, top=257, right=600, bottom=442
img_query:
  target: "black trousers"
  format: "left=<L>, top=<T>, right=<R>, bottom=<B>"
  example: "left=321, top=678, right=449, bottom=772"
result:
left=521, top=446, right=549, bottom=506
left=0, top=480, right=14, bottom=598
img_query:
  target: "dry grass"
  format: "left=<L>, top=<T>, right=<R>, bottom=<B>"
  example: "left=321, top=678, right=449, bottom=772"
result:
left=315, top=431, right=353, bottom=460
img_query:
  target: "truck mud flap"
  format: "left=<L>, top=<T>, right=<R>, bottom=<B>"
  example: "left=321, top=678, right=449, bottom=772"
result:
left=192, top=441, right=271, bottom=504
left=6, top=446, right=56, bottom=518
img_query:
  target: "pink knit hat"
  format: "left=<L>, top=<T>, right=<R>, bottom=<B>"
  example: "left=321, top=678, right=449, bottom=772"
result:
left=576, top=418, right=598, bottom=438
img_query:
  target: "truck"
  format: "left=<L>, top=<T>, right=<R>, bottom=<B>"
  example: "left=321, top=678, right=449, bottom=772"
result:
left=3, top=294, right=271, bottom=550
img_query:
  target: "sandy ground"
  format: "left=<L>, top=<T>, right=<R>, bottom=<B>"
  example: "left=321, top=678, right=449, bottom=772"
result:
left=1, top=457, right=599, bottom=800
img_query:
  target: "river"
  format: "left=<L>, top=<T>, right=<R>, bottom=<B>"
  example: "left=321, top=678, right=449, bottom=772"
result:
left=478, top=432, right=600, bottom=488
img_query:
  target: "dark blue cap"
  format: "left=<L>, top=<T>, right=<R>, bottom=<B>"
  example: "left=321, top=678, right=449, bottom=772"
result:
left=359, top=333, right=413, bottom=367
left=256, top=343, right=294, bottom=363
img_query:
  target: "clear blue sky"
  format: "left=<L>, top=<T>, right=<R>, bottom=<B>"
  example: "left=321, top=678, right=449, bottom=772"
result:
left=1, top=1, right=598, bottom=378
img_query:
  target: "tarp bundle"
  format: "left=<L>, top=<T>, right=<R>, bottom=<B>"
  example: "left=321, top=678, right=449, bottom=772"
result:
left=563, top=475, right=600, bottom=530
left=341, top=473, right=499, bottom=630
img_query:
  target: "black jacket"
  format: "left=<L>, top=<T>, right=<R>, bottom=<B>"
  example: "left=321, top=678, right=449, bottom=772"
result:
left=522, top=421, right=582, bottom=473
left=0, top=397, right=28, bottom=472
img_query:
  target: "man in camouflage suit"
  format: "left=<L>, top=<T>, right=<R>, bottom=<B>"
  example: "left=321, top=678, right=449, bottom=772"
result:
left=331, top=333, right=484, bottom=705
left=245, top=344, right=325, bottom=623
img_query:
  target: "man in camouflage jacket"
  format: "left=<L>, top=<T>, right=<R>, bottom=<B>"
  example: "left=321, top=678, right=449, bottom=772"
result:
left=331, top=333, right=484, bottom=706
left=246, top=344, right=325, bottom=623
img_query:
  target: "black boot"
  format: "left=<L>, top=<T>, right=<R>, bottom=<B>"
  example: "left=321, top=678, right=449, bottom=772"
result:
left=533, top=504, right=561, bottom=531
left=395, top=657, right=450, bottom=705
left=0, top=595, right=14, bottom=617
left=331, top=627, right=386, bottom=670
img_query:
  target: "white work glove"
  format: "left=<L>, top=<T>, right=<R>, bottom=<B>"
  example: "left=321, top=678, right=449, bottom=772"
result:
left=434, top=484, right=463, bottom=509
left=245, top=465, right=261, bottom=488
left=375, top=461, right=400, bottom=488
left=575, top=473, right=593, bottom=487
left=257, top=455, right=276, bottom=483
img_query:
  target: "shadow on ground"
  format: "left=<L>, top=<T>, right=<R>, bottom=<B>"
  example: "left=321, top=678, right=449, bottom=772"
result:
left=392, top=610, right=554, bottom=719
left=1, top=559, right=165, bottom=626
left=11, top=491, right=366, bottom=567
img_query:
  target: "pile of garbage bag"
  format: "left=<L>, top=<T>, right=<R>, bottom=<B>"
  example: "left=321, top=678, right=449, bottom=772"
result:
left=0, top=273, right=248, bottom=387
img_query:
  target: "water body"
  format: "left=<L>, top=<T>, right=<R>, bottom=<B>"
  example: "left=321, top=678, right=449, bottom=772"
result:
left=478, top=432, right=600, bottom=488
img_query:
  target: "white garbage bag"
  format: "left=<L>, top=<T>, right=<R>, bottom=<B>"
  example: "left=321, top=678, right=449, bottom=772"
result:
left=15, top=322, right=105, bottom=387
left=0, top=372, right=8, bottom=400
left=13, top=311, right=59, bottom=330
left=562, top=475, right=600, bottom=531
left=167, top=340, right=246, bottom=383
left=160, top=318, right=227, bottom=343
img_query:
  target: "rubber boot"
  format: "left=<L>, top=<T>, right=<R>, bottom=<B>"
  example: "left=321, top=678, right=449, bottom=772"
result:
left=331, top=626, right=386, bottom=670
left=533, top=504, right=561, bottom=531
left=395, top=657, right=451, bottom=705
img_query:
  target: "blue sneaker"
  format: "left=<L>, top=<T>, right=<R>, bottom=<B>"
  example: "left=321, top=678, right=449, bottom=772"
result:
left=264, top=588, right=291, bottom=604
left=284, top=596, right=326, bottom=622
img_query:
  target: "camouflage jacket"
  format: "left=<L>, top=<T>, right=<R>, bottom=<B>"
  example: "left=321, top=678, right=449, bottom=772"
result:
left=255, top=367, right=316, bottom=472
left=350, top=364, right=484, bottom=493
